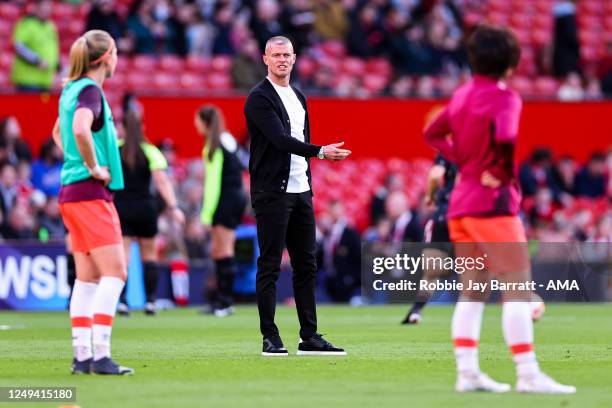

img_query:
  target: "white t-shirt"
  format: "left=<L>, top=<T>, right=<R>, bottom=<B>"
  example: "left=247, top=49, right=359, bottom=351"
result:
left=268, top=77, right=310, bottom=193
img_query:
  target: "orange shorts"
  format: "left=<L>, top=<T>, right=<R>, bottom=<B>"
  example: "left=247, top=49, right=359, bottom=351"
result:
left=60, top=200, right=122, bottom=254
left=448, top=216, right=529, bottom=274
left=448, top=215, right=527, bottom=243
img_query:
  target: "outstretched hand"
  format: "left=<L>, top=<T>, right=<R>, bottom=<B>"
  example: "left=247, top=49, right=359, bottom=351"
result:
left=323, top=142, right=351, bottom=161
left=480, top=170, right=501, bottom=188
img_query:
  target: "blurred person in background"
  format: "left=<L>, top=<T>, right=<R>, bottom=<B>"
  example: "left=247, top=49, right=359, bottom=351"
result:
left=0, top=203, right=36, bottom=240
left=86, top=0, right=132, bottom=54
left=115, top=99, right=185, bottom=316
left=0, top=161, right=18, bottom=217
left=10, top=0, right=59, bottom=92
left=346, top=3, right=384, bottom=58
left=280, top=0, right=315, bottom=55
left=402, top=154, right=457, bottom=325
left=0, top=116, right=32, bottom=165
left=385, top=190, right=422, bottom=244
left=31, top=138, right=62, bottom=198
left=557, top=72, right=584, bottom=101
left=370, top=172, right=404, bottom=226
left=318, top=200, right=361, bottom=304
left=574, top=152, right=608, bottom=198
left=552, top=0, right=580, bottom=77
left=211, top=4, right=237, bottom=55
left=37, top=196, right=65, bottom=241
left=231, top=37, right=267, bottom=89
left=550, top=155, right=576, bottom=205
left=519, top=148, right=555, bottom=197
left=195, top=104, right=247, bottom=317
left=313, top=0, right=349, bottom=42
left=249, top=0, right=283, bottom=51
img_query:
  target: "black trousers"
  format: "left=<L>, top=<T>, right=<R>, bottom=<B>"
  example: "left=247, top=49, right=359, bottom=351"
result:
left=252, top=191, right=317, bottom=340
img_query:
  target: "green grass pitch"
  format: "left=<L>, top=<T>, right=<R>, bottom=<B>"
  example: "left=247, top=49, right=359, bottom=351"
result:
left=0, top=304, right=611, bottom=408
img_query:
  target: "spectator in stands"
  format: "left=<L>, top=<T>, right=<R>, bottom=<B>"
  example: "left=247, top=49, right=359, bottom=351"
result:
left=212, top=4, right=237, bottom=55
left=519, top=148, right=556, bottom=197
left=86, top=0, right=131, bottom=53
left=249, top=0, right=283, bottom=51
left=313, top=0, right=349, bottom=42
left=346, top=3, right=384, bottom=58
left=370, top=172, right=404, bottom=225
left=318, top=200, right=361, bottom=303
left=10, top=0, right=59, bottom=92
left=181, top=3, right=213, bottom=56
left=231, top=37, right=267, bottom=89
left=385, top=191, right=422, bottom=243
left=309, top=66, right=335, bottom=94
left=0, top=116, right=32, bottom=165
left=126, top=0, right=157, bottom=54
left=575, top=152, right=609, bottom=198
left=528, top=187, right=557, bottom=228
left=382, top=9, right=413, bottom=74
left=37, top=196, right=65, bottom=241
left=0, top=162, right=18, bottom=217
left=557, top=72, right=584, bottom=101
left=152, top=0, right=188, bottom=55
left=552, top=0, right=580, bottom=77
left=584, top=77, right=603, bottom=101
left=550, top=155, right=576, bottom=205
left=415, top=75, right=437, bottom=98
left=389, top=76, right=413, bottom=97
left=280, top=0, right=315, bottom=55
left=31, top=138, right=62, bottom=198
left=403, top=25, right=436, bottom=75
left=0, top=203, right=35, bottom=240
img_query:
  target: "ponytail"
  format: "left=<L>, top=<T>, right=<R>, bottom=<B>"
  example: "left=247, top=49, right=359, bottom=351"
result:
left=197, top=105, right=224, bottom=162
left=67, top=37, right=89, bottom=82
left=65, top=30, right=114, bottom=84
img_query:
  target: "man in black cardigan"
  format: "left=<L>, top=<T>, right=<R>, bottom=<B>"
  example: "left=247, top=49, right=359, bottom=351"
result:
left=244, top=36, right=351, bottom=356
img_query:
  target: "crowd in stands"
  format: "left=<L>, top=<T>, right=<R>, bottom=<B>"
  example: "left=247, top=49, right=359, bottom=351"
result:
left=1, top=0, right=612, bottom=100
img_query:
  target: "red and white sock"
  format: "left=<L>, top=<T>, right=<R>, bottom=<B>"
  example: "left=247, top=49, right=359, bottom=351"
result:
left=452, top=301, right=485, bottom=374
left=70, top=280, right=98, bottom=362
left=502, top=302, right=540, bottom=377
left=91, top=277, right=125, bottom=361
left=170, top=259, right=189, bottom=306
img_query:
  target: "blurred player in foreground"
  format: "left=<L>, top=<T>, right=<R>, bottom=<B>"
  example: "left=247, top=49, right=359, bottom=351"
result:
left=424, top=25, right=575, bottom=394
left=54, top=30, right=132, bottom=375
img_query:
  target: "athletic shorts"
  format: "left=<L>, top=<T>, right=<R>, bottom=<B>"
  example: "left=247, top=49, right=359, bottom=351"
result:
left=115, top=199, right=158, bottom=238
left=448, top=215, right=527, bottom=243
left=448, top=216, right=529, bottom=274
left=60, top=200, right=123, bottom=253
left=213, top=190, right=247, bottom=230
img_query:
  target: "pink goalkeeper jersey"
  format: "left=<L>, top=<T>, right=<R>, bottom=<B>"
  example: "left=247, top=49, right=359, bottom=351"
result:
left=424, top=75, right=523, bottom=219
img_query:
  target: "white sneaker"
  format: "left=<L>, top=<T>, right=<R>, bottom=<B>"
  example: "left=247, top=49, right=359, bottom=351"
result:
left=516, top=372, right=576, bottom=394
left=214, top=306, right=235, bottom=317
left=455, top=371, right=511, bottom=393
left=408, top=312, right=422, bottom=324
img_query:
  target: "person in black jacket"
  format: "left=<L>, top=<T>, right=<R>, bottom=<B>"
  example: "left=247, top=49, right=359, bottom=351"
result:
left=319, top=200, right=361, bottom=303
left=244, top=36, right=351, bottom=357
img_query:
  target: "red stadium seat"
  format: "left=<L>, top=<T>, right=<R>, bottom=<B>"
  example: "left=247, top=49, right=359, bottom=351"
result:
left=341, top=57, right=365, bottom=76
left=211, top=55, right=231, bottom=72
left=52, top=3, right=75, bottom=20
left=0, top=50, right=12, bottom=70
left=320, top=41, right=346, bottom=58
left=533, top=77, right=559, bottom=97
left=0, top=19, right=12, bottom=39
left=362, top=74, right=387, bottom=94
left=153, top=72, right=176, bottom=91
left=532, top=29, right=551, bottom=47
left=179, top=72, right=207, bottom=90
left=297, top=56, right=316, bottom=79
left=0, top=70, right=10, bottom=88
left=366, top=58, right=392, bottom=78
left=510, top=76, right=534, bottom=96
left=159, top=55, right=185, bottom=73
left=207, top=72, right=232, bottom=91
left=0, top=3, right=21, bottom=20
left=186, top=55, right=211, bottom=72
left=126, top=72, right=150, bottom=91
left=131, top=55, right=158, bottom=71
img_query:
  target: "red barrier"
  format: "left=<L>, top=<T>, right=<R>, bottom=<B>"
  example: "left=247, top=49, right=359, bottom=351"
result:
left=1, top=93, right=610, bottom=161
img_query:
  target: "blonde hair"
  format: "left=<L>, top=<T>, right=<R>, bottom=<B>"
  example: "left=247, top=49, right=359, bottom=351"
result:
left=66, top=30, right=114, bottom=82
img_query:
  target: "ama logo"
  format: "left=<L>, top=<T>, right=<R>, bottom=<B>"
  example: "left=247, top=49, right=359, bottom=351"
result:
left=0, top=244, right=70, bottom=310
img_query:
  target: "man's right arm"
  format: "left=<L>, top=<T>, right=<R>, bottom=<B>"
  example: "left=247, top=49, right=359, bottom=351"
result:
left=245, top=92, right=321, bottom=157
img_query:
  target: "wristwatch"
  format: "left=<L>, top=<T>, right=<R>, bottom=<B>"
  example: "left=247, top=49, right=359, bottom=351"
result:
left=317, top=147, right=325, bottom=160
